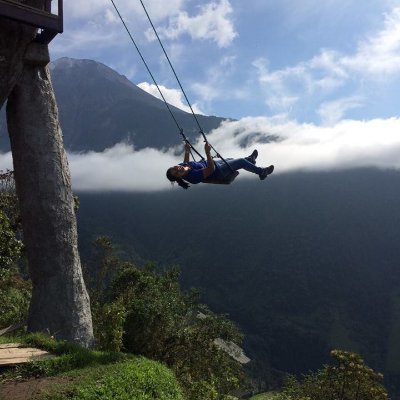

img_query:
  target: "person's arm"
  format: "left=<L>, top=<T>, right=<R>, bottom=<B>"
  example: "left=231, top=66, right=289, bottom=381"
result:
left=202, top=142, right=215, bottom=179
left=183, top=143, right=190, bottom=163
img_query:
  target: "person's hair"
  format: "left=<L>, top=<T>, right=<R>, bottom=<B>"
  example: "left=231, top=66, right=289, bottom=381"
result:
left=166, top=167, right=190, bottom=190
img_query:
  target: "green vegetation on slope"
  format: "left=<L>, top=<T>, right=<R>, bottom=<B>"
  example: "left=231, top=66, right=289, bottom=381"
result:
left=275, top=350, right=388, bottom=400
left=76, top=169, right=400, bottom=396
left=87, top=236, right=244, bottom=400
left=0, top=333, right=184, bottom=400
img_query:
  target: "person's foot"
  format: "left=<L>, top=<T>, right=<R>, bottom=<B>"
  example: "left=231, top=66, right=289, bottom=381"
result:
left=259, top=165, right=274, bottom=180
left=245, top=149, right=258, bottom=164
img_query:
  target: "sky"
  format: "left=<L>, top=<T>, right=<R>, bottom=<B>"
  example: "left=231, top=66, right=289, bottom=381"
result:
left=3, top=0, right=400, bottom=191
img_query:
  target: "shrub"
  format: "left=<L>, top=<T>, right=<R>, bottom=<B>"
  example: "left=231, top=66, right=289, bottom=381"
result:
left=72, top=357, right=184, bottom=400
left=277, top=349, right=388, bottom=400
left=0, top=210, right=22, bottom=270
left=0, top=268, right=31, bottom=328
left=0, top=171, right=29, bottom=328
left=89, top=237, right=244, bottom=400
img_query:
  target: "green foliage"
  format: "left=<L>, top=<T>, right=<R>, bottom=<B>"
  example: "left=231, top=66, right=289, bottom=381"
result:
left=0, top=170, right=29, bottom=328
left=86, top=236, right=127, bottom=352
left=0, top=267, right=31, bottom=328
left=1, top=334, right=183, bottom=400
left=92, top=300, right=127, bottom=352
left=89, top=237, right=244, bottom=400
left=0, top=170, right=20, bottom=230
left=276, top=350, right=388, bottom=400
left=0, top=210, right=22, bottom=270
left=69, top=357, right=184, bottom=400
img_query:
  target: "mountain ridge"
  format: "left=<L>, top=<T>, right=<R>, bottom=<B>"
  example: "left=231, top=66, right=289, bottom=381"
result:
left=0, top=57, right=228, bottom=153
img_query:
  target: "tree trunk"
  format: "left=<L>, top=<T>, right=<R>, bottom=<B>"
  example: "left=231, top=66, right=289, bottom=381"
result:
left=6, top=44, right=94, bottom=347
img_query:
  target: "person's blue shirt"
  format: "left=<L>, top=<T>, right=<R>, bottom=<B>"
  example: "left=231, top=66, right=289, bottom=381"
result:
left=179, top=161, right=207, bottom=184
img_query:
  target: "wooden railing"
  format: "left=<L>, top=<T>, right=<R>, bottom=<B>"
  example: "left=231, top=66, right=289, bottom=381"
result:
left=0, top=0, right=63, bottom=43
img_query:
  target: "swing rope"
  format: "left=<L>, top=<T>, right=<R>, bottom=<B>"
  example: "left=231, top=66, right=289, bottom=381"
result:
left=109, top=0, right=203, bottom=161
left=110, top=0, right=234, bottom=173
left=139, top=0, right=234, bottom=172
left=139, top=0, right=204, bottom=138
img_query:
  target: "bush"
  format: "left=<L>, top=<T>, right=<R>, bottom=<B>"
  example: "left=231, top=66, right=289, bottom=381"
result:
left=0, top=268, right=31, bottom=328
left=0, top=170, right=20, bottom=230
left=277, top=349, right=388, bottom=400
left=0, top=171, right=29, bottom=328
left=0, top=210, right=22, bottom=270
left=89, top=237, right=244, bottom=400
left=72, top=358, right=184, bottom=400
left=92, top=300, right=127, bottom=352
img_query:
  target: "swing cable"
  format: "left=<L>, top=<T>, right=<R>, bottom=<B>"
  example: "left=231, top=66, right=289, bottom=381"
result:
left=109, top=0, right=203, bottom=162
left=139, top=0, right=234, bottom=172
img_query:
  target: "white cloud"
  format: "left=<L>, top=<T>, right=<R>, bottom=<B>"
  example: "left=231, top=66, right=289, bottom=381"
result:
left=64, top=0, right=184, bottom=21
left=318, top=96, right=364, bottom=126
left=154, top=0, right=237, bottom=47
left=137, top=82, right=205, bottom=114
left=51, top=0, right=185, bottom=58
left=190, top=55, right=239, bottom=110
left=64, top=0, right=109, bottom=19
left=205, top=116, right=400, bottom=173
left=68, top=144, right=177, bottom=191
left=253, top=7, right=400, bottom=115
left=0, top=152, right=13, bottom=171
left=3, top=116, right=400, bottom=192
left=342, top=7, right=400, bottom=75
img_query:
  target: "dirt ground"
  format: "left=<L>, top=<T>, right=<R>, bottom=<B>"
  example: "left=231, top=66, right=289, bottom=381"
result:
left=0, top=376, right=73, bottom=400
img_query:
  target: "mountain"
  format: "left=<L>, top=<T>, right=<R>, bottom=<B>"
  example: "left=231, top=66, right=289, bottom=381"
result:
left=76, top=168, right=400, bottom=396
left=0, top=57, right=227, bottom=152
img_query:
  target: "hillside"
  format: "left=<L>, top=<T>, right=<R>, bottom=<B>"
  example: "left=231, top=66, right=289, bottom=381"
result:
left=76, top=168, right=400, bottom=396
left=0, top=57, right=227, bottom=152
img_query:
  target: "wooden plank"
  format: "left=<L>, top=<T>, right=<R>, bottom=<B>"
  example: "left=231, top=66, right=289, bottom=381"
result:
left=0, top=343, right=23, bottom=349
left=0, top=343, right=55, bottom=366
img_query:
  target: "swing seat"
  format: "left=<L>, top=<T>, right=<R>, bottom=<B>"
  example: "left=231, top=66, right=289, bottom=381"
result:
left=204, top=171, right=239, bottom=185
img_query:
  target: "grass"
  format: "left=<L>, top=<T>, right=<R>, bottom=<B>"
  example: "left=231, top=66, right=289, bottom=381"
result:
left=0, top=332, right=184, bottom=400
left=36, top=358, right=184, bottom=400
left=0, top=332, right=129, bottom=381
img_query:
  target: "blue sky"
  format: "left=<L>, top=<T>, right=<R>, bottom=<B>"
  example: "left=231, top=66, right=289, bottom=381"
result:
left=49, top=0, right=400, bottom=124
left=3, top=0, right=400, bottom=191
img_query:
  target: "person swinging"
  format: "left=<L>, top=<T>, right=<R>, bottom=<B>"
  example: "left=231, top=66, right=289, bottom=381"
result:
left=166, top=143, right=274, bottom=189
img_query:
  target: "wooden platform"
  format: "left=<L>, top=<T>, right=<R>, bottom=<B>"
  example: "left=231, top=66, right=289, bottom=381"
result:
left=0, top=343, right=55, bottom=366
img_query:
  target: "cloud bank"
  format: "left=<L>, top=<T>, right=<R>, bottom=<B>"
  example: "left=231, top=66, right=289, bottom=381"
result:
left=3, top=116, right=399, bottom=192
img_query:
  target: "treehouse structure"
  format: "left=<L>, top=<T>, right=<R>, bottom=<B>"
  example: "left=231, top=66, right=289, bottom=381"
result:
left=0, top=0, right=63, bottom=44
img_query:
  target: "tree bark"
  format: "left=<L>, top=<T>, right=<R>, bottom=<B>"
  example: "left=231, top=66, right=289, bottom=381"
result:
left=5, top=45, right=93, bottom=346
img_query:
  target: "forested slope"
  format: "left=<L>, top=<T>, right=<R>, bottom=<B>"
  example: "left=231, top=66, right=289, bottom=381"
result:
left=76, top=167, right=400, bottom=395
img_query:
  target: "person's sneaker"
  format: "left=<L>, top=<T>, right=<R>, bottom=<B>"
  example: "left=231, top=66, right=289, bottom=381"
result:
left=245, top=149, right=258, bottom=164
left=259, top=165, right=274, bottom=180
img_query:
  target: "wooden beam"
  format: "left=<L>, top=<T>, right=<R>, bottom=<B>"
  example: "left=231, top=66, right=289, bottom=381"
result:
left=0, top=0, right=62, bottom=32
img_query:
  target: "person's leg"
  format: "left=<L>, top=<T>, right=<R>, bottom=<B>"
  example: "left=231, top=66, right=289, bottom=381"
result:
left=226, top=158, right=263, bottom=175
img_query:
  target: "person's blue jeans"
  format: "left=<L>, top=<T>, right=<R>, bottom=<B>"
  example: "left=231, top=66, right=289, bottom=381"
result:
left=211, top=158, right=263, bottom=179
